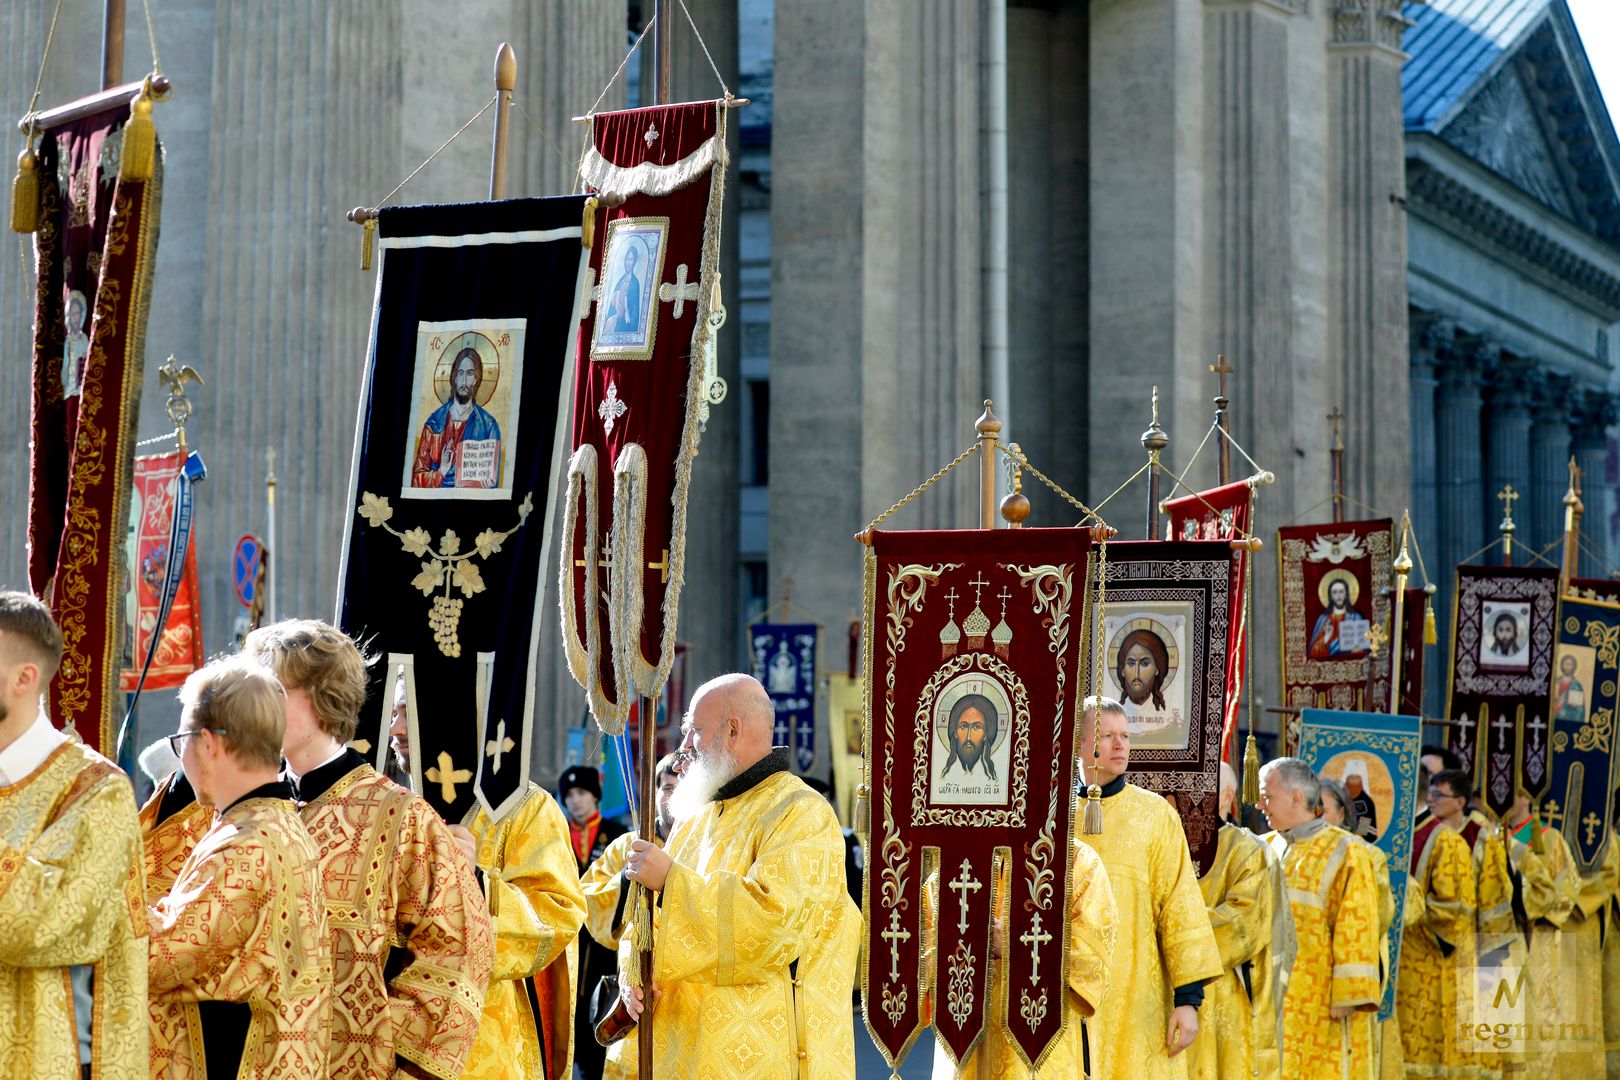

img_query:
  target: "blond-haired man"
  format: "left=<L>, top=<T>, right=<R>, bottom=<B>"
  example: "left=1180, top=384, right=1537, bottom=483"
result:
left=0, top=590, right=147, bottom=1079
left=147, top=657, right=332, bottom=1077
left=246, top=620, right=492, bottom=1079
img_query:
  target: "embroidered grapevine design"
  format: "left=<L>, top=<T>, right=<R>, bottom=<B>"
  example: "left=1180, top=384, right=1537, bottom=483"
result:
left=356, top=490, right=533, bottom=657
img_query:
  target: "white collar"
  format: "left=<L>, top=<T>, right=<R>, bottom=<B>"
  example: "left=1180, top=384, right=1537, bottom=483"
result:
left=0, top=714, right=68, bottom=785
left=285, top=743, right=347, bottom=784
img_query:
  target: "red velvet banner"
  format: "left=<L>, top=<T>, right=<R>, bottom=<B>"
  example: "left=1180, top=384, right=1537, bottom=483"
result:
left=561, top=102, right=728, bottom=733
left=1396, top=588, right=1427, bottom=717
left=1276, top=519, right=1394, bottom=738
left=863, top=528, right=1093, bottom=1072
left=1164, top=481, right=1254, bottom=759
left=1100, top=540, right=1234, bottom=875
left=119, top=451, right=202, bottom=692
left=27, top=98, right=161, bottom=753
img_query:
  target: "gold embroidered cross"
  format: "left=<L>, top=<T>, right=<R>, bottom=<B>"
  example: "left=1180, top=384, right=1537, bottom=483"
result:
left=947, top=859, right=981, bottom=934
left=659, top=264, right=700, bottom=319
left=880, top=908, right=912, bottom=982
left=426, top=752, right=472, bottom=803
left=1584, top=811, right=1602, bottom=846
left=1019, top=911, right=1054, bottom=985
left=648, top=548, right=670, bottom=584
left=485, top=720, right=516, bottom=775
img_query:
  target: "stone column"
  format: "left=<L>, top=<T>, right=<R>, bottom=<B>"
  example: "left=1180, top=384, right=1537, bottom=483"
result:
left=1572, top=390, right=1616, bottom=575
left=1530, top=376, right=1574, bottom=554
left=1326, top=0, right=1412, bottom=515
left=1483, top=360, right=1534, bottom=546
left=1408, top=312, right=1450, bottom=588
left=1434, top=350, right=1485, bottom=580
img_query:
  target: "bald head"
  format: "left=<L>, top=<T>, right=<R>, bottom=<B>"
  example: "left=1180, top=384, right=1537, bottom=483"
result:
left=685, top=673, right=775, bottom=773
left=1219, top=761, right=1239, bottom=821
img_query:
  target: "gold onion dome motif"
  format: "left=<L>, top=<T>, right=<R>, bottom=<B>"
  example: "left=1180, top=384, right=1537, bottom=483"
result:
left=962, top=605, right=991, bottom=641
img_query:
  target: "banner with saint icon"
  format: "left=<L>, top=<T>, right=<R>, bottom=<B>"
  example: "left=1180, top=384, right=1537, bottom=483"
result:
left=1542, top=593, right=1620, bottom=874
left=1296, top=708, right=1422, bottom=1021
left=1101, top=540, right=1234, bottom=875
left=337, top=196, right=586, bottom=822
left=119, top=450, right=203, bottom=691
left=559, top=102, right=731, bottom=734
left=862, top=527, right=1093, bottom=1072
left=24, top=87, right=163, bottom=755
left=1444, top=565, right=1560, bottom=818
left=1277, top=520, right=1394, bottom=729
left=749, top=623, right=817, bottom=771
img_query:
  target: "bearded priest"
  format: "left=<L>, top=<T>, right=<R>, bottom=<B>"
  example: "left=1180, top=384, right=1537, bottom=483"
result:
left=1077, top=697, right=1223, bottom=1080
left=616, top=674, right=862, bottom=1078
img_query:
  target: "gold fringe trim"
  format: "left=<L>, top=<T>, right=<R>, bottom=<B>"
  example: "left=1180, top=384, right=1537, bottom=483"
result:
left=1242, top=734, right=1262, bottom=806
left=1423, top=597, right=1438, bottom=645
left=624, top=882, right=653, bottom=989
left=581, top=196, right=598, bottom=249
left=558, top=445, right=631, bottom=733
left=119, top=82, right=157, bottom=182
left=609, top=442, right=649, bottom=719
left=360, top=218, right=376, bottom=272
left=10, top=142, right=39, bottom=234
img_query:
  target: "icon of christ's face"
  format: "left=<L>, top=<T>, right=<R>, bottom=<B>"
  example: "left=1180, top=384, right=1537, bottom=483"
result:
left=954, top=707, right=987, bottom=772
left=1493, top=617, right=1518, bottom=654
left=1328, top=580, right=1350, bottom=613
left=452, top=354, right=479, bottom=404
left=1122, top=643, right=1159, bottom=706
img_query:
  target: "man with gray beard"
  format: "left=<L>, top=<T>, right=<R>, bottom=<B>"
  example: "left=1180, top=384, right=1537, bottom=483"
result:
left=616, top=673, right=861, bottom=1078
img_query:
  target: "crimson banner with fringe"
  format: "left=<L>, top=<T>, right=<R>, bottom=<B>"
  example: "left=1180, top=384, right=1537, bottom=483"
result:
left=336, top=196, right=584, bottom=823
left=862, top=528, right=1093, bottom=1072
left=1443, top=565, right=1560, bottom=817
left=1164, top=480, right=1254, bottom=759
left=1543, top=592, right=1620, bottom=874
left=25, top=91, right=162, bottom=755
left=1276, top=519, right=1394, bottom=737
left=1396, top=587, right=1429, bottom=716
left=560, top=102, right=729, bottom=734
left=1101, top=540, right=1233, bottom=875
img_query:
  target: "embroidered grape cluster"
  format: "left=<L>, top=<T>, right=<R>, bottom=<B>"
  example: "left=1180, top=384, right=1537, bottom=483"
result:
left=430, top=595, right=464, bottom=657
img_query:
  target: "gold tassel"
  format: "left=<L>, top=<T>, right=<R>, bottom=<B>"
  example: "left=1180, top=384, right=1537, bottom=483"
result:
left=10, top=142, right=39, bottom=234
left=1423, top=599, right=1438, bottom=646
left=1529, top=812, right=1545, bottom=857
left=1242, top=734, right=1261, bottom=806
left=854, top=785, right=869, bottom=842
left=119, top=82, right=156, bottom=182
left=582, top=195, right=599, bottom=249
left=1082, top=783, right=1104, bottom=834
left=360, top=217, right=377, bottom=272
left=622, top=882, right=653, bottom=989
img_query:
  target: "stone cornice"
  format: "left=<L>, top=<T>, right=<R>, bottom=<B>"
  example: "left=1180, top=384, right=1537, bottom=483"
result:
left=1406, top=156, right=1620, bottom=315
left=1332, top=0, right=1411, bottom=51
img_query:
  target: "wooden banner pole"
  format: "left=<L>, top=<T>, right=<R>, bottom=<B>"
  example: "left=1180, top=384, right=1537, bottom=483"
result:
left=490, top=43, right=515, bottom=200
left=977, top=401, right=1001, bottom=530
left=1327, top=406, right=1345, bottom=524
left=1562, top=458, right=1584, bottom=587
left=103, top=0, right=126, bottom=90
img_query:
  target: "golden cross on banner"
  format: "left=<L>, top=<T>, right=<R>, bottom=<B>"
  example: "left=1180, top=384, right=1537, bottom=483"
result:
left=648, top=548, right=670, bottom=584
left=1019, top=911, right=1054, bottom=985
left=1544, top=799, right=1563, bottom=830
left=880, top=908, right=912, bottom=981
left=1367, top=621, right=1387, bottom=658
left=485, top=719, right=516, bottom=774
left=1584, top=811, right=1602, bottom=846
left=425, top=751, right=472, bottom=803
left=947, top=859, right=981, bottom=934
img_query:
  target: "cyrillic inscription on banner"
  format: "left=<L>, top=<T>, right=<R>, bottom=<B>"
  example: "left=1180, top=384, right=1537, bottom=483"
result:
left=1544, top=593, right=1620, bottom=874
left=1277, top=519, right=1394, bottom=741
left=1296, top=708, right=1422, bottom=1021
left=337, top=196, right=585, bottom=822
left=560, top=102, right=730, bottom=733
left=1164, top=481, right=1254, bottom=755
left=1102, top=540, right=1233, bottom=875
left=862, top=528, right=1092, bottom=1072
left=750, top=623, right=817, bottom=771
left=27, top=90, right=163, bottom=754
left=1444, top=565, right=1560, bottom=817
left=120, top=450, right=203, bottom=691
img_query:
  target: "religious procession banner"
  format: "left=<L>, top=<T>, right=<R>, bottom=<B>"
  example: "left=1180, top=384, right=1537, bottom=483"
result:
left=749, top=622, right=817, bottom=771
left=1569, top=577, right=1620, bottom=605
left=1164, top=480, right=1255, bottom=757
left=1543, top=592, right=1620, bottom=874
left=825, top=673, right=863, bottom=827
left=337, top=196, right=586, bottom=822
left=1277, top=519, right=1394, bottom=729
left=1396, top=587, right=1429, bottom=716
left=1444, top=565, right=1560, bottom=818
left=119, top=450, right=202, bottom=692
left=1296, top=708, right=1422, bottom=1021
left=862, top=527, right=1093, bottom=1071
left=560, top=102, right=730, bottom=733
left=1102, top=540, right=1234, bottom=875
left=24, top=86, right=162, bottom=754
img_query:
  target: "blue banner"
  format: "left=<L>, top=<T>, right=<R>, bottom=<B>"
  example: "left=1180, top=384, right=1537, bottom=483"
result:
left=1297, top=708, right=1423, bottom=1021
left=749, top=623, right=817, bottom=772
left=1544, top=594, right=1620, bottom=875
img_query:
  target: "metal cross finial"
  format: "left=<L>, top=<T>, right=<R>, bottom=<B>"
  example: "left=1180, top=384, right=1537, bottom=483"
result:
left=1326, top=405, right=1345, bottom=450
left=1209, top=355, right=1234, bottom=398
left=1498, top=484, right=1520, bottom=520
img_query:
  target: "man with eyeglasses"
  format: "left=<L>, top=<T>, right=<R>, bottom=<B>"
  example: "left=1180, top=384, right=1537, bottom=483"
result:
left=146, top=656, right=333, bottom=1076
left=1398, top=766, right=1478, bottom=1074
left=0, top=590, right=147, bottom=1080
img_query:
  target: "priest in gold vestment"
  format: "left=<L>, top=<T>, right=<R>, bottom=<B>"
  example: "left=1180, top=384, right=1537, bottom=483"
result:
left=146, top=657, right=333, bottom=1078
left=616, top=674, right=862, bottom=1078
left=1601, top=821, right=1620, bottom=1078
left=0, top=591, right=148, bottom=1080
left=1075, top=698, right=1222, bottom=1080
left=246, top=620, right=493, bottom=1079
left=1187, top=763, right=1291, bottom=1080
left=1259, top=758, right=1382, bottom=1078
left=1559, top=823, right=1618, bottom=1078
left=1399, top=767, right=1478, bottom=1077
left=386, top=672, right=587, bottom=1080
left=1501, top=790, right=1577, bottom=1079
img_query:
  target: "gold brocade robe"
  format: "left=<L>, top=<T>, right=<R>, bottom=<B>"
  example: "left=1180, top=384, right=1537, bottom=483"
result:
left=1600, top=831, right=1620, bottom=1077
left=1398, top=818, right=1477, bottom=1078
left=148, top=790, right=333, bottom=1079
left=296, top=756, right=494, bottom=1080
left=925, top=836, right=1120, bottom=1079
left=1077, top=781, right=1223, bottom=1080
left=1352, top=838, right=1404, bottom=1080
left=619, top=760, right=862, bottom=1079
left=1187, top=824, right=1280, bottom=1080
left=1504, top=819, right=1577, bottom=1080
left=580, top=830, right=639, bottom=1080
left=0, top=741, right=148, bottom=1080
left=1557, top=833, right=1618, bottom=1078
left=1464, top=812, right=1516, bottom=959
left=462, top=783, right=587, bottom=1080
left=137, top=771, right=210, bottom=902
left=1277, top=820, right=1382, bottom=1078
left=1251, top=831, right=1296, bottom=1080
